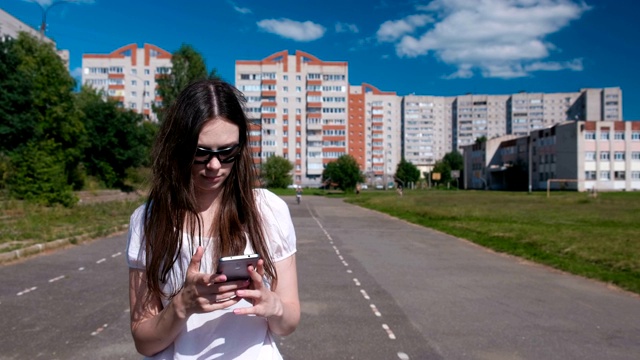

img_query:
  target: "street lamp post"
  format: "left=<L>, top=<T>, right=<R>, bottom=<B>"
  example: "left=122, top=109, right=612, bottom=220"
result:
left=35, top=0, right=74, bottom=36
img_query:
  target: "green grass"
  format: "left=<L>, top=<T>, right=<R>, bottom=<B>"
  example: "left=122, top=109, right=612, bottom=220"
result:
left=0, top=195, right=146, bottom=254
left=345, top=190, right=640, bottom=295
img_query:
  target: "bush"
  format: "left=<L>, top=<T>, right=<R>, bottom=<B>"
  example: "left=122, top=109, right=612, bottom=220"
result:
left=7, top=140, right=77, bottom=207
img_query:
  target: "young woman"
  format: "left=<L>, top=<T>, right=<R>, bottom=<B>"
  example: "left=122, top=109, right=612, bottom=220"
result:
left=126, top=79, right=300, bottom=359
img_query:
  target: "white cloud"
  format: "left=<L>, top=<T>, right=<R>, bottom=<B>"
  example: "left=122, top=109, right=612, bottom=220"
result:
left=23, top=0, right=94, bottom=6
left=70, top=66, right=83, bottom=79
left=257, top=18, right=326, bottom=42
left=335, top=22, right=359, bottom=34
left=226, top=0, right=251, bottom=14
left=379, top=0, right=590, bottom=79
left=376, top=14, right=433, bottom=42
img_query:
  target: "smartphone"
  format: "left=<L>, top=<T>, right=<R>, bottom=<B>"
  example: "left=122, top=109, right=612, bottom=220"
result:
left=217, top=254, right=260, bottom=281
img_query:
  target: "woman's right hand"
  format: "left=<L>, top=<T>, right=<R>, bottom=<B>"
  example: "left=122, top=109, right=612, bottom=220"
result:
left=177, top=246, right=250, bottom=317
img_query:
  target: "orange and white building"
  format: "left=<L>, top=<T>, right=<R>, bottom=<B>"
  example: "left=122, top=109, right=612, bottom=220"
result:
left=81, top=43, right=172, bottom=121
left=235, top=50, right=401, bottom=187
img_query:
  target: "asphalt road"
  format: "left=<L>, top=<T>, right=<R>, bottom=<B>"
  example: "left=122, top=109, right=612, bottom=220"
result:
left=1, top=195, right=639, bottom=359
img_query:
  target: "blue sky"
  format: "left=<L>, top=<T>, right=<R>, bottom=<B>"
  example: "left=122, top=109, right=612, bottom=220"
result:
left=4, top=0, right=640, bottom=119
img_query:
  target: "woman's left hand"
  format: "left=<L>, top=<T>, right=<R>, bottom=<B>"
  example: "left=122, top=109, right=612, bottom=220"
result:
left=232, top=259, right=283, bottom=318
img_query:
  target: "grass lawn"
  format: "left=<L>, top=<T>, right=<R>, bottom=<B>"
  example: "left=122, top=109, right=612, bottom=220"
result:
left=345, top=189, right=640, bottom=295
left=0, top=195, right=145, bottom=254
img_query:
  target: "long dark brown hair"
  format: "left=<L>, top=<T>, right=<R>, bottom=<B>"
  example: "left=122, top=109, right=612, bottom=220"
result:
left=143, top=79, right=276, bottom=300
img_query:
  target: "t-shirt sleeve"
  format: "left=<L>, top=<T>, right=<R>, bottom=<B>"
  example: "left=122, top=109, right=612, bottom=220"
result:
left=125, top=204, right=147, bottom=269
left=256, top=189, right=297, bottom=262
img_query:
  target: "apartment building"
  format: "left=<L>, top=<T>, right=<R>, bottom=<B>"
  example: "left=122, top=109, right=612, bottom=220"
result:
left=403, top=88, right=623, bottom=173
left=235, top=50, right=401, bottom=187
left=349, top=84, right=402, bottom=186
left=0, top=8, right=69, bottom=68
left=462, top=120, right=640, bottom=192
left=81, top=43, right=172, bottom=121
left=402, top=95, right=456, bottom=175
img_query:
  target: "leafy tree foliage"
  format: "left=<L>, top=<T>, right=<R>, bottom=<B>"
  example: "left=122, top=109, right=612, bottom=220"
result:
left=154, top=44, right=212, bottom=122
left=76, top=86, right=157, bottom=189
left=0, top=37, right=34, bottom=154
left=7, top=139, right=76, bottom=207
left=432, top=151, right=464, bottom=185
left=0, top=33, right=85, bottom=204
left=261, top=155, right=293, bottom=189
left=394, top=158, right=421, bottom=186
left=322, top=155, right=364, bottom=192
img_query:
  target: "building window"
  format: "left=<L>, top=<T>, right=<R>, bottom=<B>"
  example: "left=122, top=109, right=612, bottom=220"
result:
left=614, top=152, right=625, bottom=161
left=632, top=171, right=640, bottom=180
left=585, top=152, right=596, bottom=161
left=614, top=132, right=625, bottom=140
left=600, top=152, right=610, bottom=161
left=585, top=171, right=596, bottom=180
left=632, top=132, right=640, bottom=141
left=600, top=132, right=610, bottom=140
left=614, top=171, right=625, bottom=180
left=632, top=152, right=640, bottom=160
left=599, top=171, right=610, bottom=180
left=584, top=131, right=595, bottom=140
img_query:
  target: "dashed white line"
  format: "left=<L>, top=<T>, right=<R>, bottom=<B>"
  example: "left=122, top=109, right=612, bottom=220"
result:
left=382, top=323, right=397, bottom=340
left=353, top=278, right=361, bottom=286
left=397, top=352, right=410, bottom=359
left=48, top=275, right=65, bottom=283
left=17, top=287, right=37, bottom=296
left=96, top=258, right=106, bottom=264
left=91, top=323, right=109, bottom=336
left=78, top=267, right=85, bottom=271
left=370, top=304, right=382, bottom=317
left=360, top=289, right=370, bottom=300
left=111, top=252, right=122, bottom=258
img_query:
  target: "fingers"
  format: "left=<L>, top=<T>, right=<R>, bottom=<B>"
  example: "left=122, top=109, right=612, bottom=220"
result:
left=187, top=246, right=204, bottom=275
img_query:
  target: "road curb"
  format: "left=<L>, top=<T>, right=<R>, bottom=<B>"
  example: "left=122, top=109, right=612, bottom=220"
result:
left=0, top=224, right=129, bottom=265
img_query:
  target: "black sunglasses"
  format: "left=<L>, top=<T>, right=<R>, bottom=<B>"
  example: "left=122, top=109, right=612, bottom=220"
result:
left=193, top=144, right=241, bottom=165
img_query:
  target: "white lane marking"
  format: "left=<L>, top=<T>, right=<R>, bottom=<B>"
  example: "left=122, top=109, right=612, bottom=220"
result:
left=382, top=323, right=397, bottom=340
left=111, top=252, right=121, bottom=258
left=78, top=267, right=85, bottom=271
left=370, top=304, right=382, bottom=317
left=17, top=287, right=37, bottom=296
left=91, top=323, right=109, bottom=336
left=342, top=261, right=349, bottom=266
left=346, top=269, right=352, bottom=274
left=353, top=278, right=361, bottom=286
left=398, top=352, right=410, bottom=359
left=360, top=289, right=370, bottom=300
left=48, top=275, right=65, bottom=283
left=96, top=258, right=106, bottom=264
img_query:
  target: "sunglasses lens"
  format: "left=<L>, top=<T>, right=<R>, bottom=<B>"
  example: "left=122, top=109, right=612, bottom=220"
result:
left=194, top=145, right=240, bottom=164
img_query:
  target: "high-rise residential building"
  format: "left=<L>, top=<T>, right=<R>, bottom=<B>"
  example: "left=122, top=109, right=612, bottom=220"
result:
left=402, top=88, right=623, bottom=173
left=81, top=43, right=172, bottom=121
left=236, top=50, right=402, bottom=187
left=349, top=84, right=402, bottom=187
left=0, top=8, right=69, bottom=69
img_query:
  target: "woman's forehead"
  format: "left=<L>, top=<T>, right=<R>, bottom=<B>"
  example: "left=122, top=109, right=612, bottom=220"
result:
left=198, top=118, right=239, bottom=143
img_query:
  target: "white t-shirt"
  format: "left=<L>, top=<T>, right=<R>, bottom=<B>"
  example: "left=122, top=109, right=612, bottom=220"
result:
left=126, top=189, right=297, bottom=360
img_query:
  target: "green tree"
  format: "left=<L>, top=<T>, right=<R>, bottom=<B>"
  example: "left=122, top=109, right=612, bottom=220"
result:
left=153, top=44, right=210, bottom=122
left=76, top=86, right=156, bottom=189
left=7, top=139, right=76, bottom=207
left=0, top=33, right=86, bottom=203
left=394, top=158, right=421, bottom=186
left=261, top=155, right=293, bottom=189
left=432, top=151, right=464, bottom=186
left=322, top=155, right=364, bottom=192
left=0, top=36, right=34, bottom=154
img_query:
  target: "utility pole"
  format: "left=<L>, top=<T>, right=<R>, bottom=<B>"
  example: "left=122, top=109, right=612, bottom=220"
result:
left=36, top=0, right=74, bottom=37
